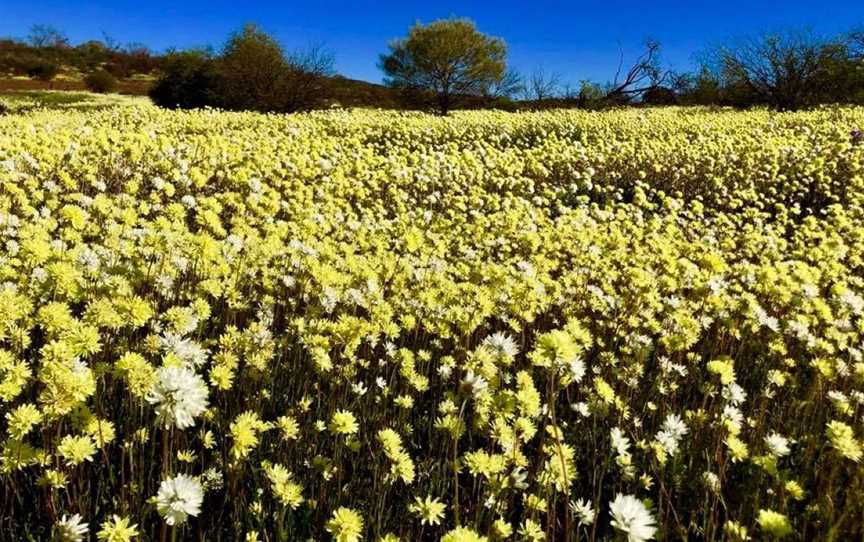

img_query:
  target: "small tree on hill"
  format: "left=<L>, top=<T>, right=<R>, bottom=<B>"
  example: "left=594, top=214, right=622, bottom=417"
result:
left=215, top=24, right=288, bottom=111
left=84, top=69, right=117, bottom=93
left=27, top=62, right=59, bottom=82
left=28, top=24, right=69, bottom=48
left=380, top=18, right=508, bottom=114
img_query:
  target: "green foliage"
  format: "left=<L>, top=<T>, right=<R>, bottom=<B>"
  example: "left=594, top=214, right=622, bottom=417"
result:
left=149, top=49, right=217, bottom=109
left=149, top=24, right=334, bottom=112
left=702, top=30, right=864, bottom=109
left=0, top=35, right=158, bottom=80
left=215, top=24, right=290, bottom=112
left=380, top=18, right=508, bottom=114
left=25, top=62, right=59, bottom=82
left=83, top=69, right=117, bottom=93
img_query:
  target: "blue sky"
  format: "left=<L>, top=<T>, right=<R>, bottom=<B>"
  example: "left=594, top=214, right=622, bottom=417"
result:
left=2, top=1, right=863, bottom=85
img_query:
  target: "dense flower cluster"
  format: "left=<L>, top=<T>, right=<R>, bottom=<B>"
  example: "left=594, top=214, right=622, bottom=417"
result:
left=1, top=104, right=863, bottom=540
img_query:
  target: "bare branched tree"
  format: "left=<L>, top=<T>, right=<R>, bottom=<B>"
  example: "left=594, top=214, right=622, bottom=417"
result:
left=604, top=39, right=666, bottom=102
left=28, top=24, right=69, bottom=48
left=282, top=43, right=336, bottom=112
left=712, top=30, right=830, bottom=109
left=848, top=28, right=864, bottom=60
left=101, top=31, right=121, bottom=52
left=482, top=69, right=524, bottom=101
left=523, top=66, right=562, bottom=101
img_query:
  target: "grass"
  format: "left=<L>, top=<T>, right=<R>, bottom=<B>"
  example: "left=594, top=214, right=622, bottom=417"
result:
left=0, top=89, right=150, bottom=112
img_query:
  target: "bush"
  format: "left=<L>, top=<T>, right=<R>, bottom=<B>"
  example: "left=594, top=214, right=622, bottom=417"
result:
left=26, top=62, right=59, bottom=82
left=83, top=69, right=117, bottom=93
left=149, top=25, right=333, bottom=113
left=149, top=50, right=217, bottom=109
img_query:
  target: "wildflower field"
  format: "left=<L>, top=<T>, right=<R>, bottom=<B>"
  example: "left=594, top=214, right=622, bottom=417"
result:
left=1, top=104, right=864, bottom=541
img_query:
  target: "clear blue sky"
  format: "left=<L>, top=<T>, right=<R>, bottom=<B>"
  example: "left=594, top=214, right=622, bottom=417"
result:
left=2, top=1, right=863, bottom=85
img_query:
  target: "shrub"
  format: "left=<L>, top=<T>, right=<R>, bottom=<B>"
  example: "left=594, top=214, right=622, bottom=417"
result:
left=26, top=62, right=59, bottom=82
left=149, top=49, right=217, bottom=109
left=83, top=69, right=117, bottom=93
left=149, top=25, right=333, bottom=113
left=213, top=24, right=334, bottom=113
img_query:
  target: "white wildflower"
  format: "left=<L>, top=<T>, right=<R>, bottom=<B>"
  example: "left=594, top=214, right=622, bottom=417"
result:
left=764, top=432, right=790, bottom=457
left=461, top=370, right=489, bottom=397
left=155, top=473, right=204, bottom=526
left=609, top=494, right=656, bottom=542
left=570, top=498, right=596, bottom=526
left=147, top=366, right=209, bottom=430
left=53, top=514, right=88, bottom=542
left=483, top=331, right=520, bottom=358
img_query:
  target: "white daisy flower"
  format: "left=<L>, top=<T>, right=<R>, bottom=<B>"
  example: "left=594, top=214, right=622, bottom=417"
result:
left=461, top=370, right=489, bottom=397
left=53, top=514, right=89, bottom=542
left=155, top=474, right=204, bottom=526
left=569, top=498, right=596, bottom=525
left=482, top=331, right=520, bottom=358
left=609, top=494, right=657, bottom=542
left=764, top=432, right=790, bottom=457
left=147, top=366, right=209, bottom=430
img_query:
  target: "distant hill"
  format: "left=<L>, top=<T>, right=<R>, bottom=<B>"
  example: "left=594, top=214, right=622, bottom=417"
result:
left=0, top=38, right=408, bottom=106
left=325, top=76, right=403, bottom=108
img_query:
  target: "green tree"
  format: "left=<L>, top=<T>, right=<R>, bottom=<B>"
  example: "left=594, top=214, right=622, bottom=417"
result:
left=83, top=69, right=117, bottom=93
left=149, top=49, right=217, bottom=109
left=214, top=24, right=334, bottom=112
left=379, top=18, right=508, bottom=114
left=27, top=62, right=59, bottom=82
left=215, top=24, right=288, bottom=111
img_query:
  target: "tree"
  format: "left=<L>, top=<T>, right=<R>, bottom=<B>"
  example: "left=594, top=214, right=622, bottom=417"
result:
left=640, top=86, right=677, bottom=105
left=380, top=18, right=508, bottom=114
left=84, top=69, right=117, bottom=93
left=575, top=80, right=605, bottom=108
left=215, top=24, right=288, bottom=111
left=27, top=62, right=59, bottom=82
left=482, top=69, right=523, bottom=102
left=523, top=66, right=561, bottom=102
left=215, top=24, right=334, bottom=112
left=711, top=30, right=833, bottom=109
left=28, top=24, right=69, bottom=48
left=850, top=28, right=864, bottom=60
left=75, top=40, right=110, bottom=71
left=280, top=44, right=336, bottom=113
left=603, top=40, right=667, bottom=104
left=674, top=67, right=723, bottom=105
left=149, top=49, right=217, bottom=109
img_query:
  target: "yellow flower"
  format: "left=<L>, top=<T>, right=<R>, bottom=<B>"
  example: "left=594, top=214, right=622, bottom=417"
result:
left=229, top=411, right=271, bottom=461
left=408, top=495, right=446, bottom=526
left=329, top=410, right=359, bottom=436
left=57, top=435, right=97, bottom=466
left=264, top=462, right=304, bottom=509
left=97, top=515, right=139, bottom=542
left=826, top=420, right=863, bottom=462
left=441, top=527, right=489, bottom=542
left=325, top=507, right=364, bottom=542
left=757, top=509, right=792, bottom=538
left=5, top=403, right=42, bottom=439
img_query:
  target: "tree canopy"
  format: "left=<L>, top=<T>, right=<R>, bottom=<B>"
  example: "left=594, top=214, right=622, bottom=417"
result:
left=380, top=18, right=508, bottom=114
